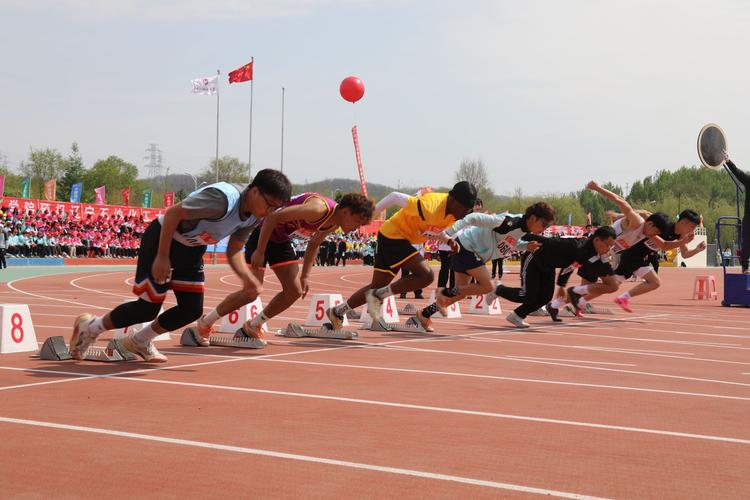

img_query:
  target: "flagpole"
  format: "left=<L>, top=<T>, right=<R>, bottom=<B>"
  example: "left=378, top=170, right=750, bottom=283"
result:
left=215, top=69, right=220, bottom=184
left=248, top=57, right=254, bottom=181
left=280, top=86, right=285, bottom=173
left=213, top=68, right=220, bottom=266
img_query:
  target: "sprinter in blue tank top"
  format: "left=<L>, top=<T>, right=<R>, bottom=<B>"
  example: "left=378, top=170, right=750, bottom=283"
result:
left=68, top=169, right=291, bottom=362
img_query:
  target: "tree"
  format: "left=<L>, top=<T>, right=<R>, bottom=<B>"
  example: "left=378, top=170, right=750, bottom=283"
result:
left=454, top=158, right=495, bottom=208
left=82, top=156, right=139, bottom=204
left=21, top=147, right=66, bottom=199
left=198, top=156, right=249, bottom=185
left=59, top=142, right=85, bottom=203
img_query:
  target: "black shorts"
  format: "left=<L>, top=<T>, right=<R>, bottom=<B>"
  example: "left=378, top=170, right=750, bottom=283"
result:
left=615, top=251, right=654, bottom=280
left=133, top=220, right=206, bottom=303
left=577, top=259, right=614, bottom=283
left=451, top=237, right=485, bottom=273
left=244, top=228, right=299, bottom=268
left=373, top=232, right=420, bottom=276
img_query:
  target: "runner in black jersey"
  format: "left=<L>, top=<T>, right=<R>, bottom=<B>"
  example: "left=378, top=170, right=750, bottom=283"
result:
left=612, top=209, right=705, bottom=311
left=495, top=226, right=616, bottom=327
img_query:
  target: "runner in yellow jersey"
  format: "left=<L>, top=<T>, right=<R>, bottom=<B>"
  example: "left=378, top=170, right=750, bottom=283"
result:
left=326, top=181, right=477, bottom=327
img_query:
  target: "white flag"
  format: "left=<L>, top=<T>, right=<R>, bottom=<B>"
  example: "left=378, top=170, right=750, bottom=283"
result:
left=191, top=75, right=218, bottom=95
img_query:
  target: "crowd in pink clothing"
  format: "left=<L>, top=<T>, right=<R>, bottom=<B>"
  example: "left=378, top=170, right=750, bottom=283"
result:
left=1, top=207, right=144, bottom=258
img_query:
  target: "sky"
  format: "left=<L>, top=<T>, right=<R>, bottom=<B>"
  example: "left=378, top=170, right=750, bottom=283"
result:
left=1, top=0, right=750, bottom=195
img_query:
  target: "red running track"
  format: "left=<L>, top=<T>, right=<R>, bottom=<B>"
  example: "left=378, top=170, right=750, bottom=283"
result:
left=0, top=265, right=748, bottom=498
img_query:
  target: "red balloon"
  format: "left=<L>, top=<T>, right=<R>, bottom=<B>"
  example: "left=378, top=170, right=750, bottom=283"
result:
left=340, top=76, right=365, bottom=103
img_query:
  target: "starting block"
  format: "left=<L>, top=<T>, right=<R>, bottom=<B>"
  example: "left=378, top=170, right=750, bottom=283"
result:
left=305, top=293, right=349, bottom=327
left=529, top=306, right=549, bottom=317
left=370, top=317, right=426, bottom=333
left=583, top=303, right=613, bottom=314
left=276, top=323, right=358, bottom=340
left=360, top=294, right=399, bottom=328
left=398, top=304, right=417, bottom=316
left=466, top=294, right=502, bottom=315
left=37, top=336, right=136, bottom=362
left=0, top=304, right=38, bottom=354
left=559, top=305, right=577, bottom=317
left=180, top=327, right=267, bottom=349
left=219, top=297, right=268, bottom=333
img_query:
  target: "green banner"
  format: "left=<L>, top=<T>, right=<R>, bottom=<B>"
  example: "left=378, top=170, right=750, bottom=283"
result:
left=142, top=190, right=152, bottom=208
left=20, top=178, right=30, bottom=199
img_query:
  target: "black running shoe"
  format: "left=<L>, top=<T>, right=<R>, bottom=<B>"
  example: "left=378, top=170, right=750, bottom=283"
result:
left=566, top=287, right=583, bottom=312
left=546, top=302, right=562, bottom=322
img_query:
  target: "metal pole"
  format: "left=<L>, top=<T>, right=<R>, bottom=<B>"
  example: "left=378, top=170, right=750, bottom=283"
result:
left=280, top=86, right=285, bottom=173
left=248, top=57, right=254, bottom=181
left=215, top=69, right=220, bottom=184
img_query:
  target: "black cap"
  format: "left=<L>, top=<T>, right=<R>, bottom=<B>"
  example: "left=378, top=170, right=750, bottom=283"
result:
left=449, top=181, right=478, bottom=208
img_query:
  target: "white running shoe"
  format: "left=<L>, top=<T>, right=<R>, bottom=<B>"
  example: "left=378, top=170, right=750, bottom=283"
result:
left=506, top=311, right=530, bottom=328
left=70, top=313, right=95, bottom=360
left=121, top=333, right=168, bottom=362
left=365, top=289, right=384, bottom=322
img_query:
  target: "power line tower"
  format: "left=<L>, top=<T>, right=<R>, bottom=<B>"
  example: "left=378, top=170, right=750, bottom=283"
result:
left=143, top=143, right=163, bottom=180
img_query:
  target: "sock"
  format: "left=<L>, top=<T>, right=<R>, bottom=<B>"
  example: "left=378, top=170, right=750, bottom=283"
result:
left=333, top=302, right=351, bottom=317
left=573, top=285, right=590, bottom=294
left=374, top=286, right=392, bottom=299
left=201, top=309, right=221, bottom=327
left=422, top=303, right=440, bottom=318
left=87, top=317, right=106, bottom=336
left=441, top=286, right=460, bottom=297
left=619, top=291, right=631, bottom=300
left=133, top=323, right=160, bottom=343
left=550, top=298, right=565, bottom=309
left=249, top=312, right=269, bottom=327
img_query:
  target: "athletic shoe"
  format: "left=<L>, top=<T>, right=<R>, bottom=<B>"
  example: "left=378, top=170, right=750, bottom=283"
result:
left=505, top=311, right=530, bottom=328
left=121, top=333, right=167, bottom=363
left=234, top=324, right=267, bottom=341
left=414, top=310, right=434, bottom=332
left=546, top=302, right=562, bottom=322
left=365, top=289, right=384, bottom=322
left=70, top=313, right=95, bottom=360
left=326, top=307, right=345, bottom=330
left=566, top=287, right=584, bottom=315
left=234, top=325, right=269, bottom=346
left=414, top=291, right=424, bottom=299
left=193, top=316, right=214, bottom=347
left=614, top=297, right=633, bottom=313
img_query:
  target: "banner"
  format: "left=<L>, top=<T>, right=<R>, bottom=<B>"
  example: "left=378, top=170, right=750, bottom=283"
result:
left=0, top=175, right=4, bottom=198
left=191, top=75, right=218, bottom=95
left=0, top=196, right=164, bottom=222
left=70, top=182, right=83, bottom=203
left=351, top=126, right=368, bottom=197
left=544, top=225, right=586, bottom=238
left=94, top=185, right=106, bottom=205
left=121, top=187, right=131, bottom=206
left=21, top=178, right=30, bottom=199
left=44, top=179, right=56, bottom=201
left=142, top=190, right=152, bottom=208
left=164, top=192, right=174, bottom=208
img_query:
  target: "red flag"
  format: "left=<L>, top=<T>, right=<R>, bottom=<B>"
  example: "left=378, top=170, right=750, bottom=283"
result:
left=228, top=60, right=253, bottom=83
left=44, top=179, right=56, bottom=201
left=164, top=192, right=174, bottom=208
left=587, top=212, right=592, bottom=225
left=121, top=187, right=131, bottom=206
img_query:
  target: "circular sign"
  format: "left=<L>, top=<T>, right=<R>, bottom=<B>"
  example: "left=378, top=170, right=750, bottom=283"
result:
left=697, top=123, right=727, bottom=170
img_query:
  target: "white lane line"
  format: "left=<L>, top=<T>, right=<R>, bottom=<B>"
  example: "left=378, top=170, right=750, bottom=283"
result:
left=504, top=356, right=636, bottom=367
left=464, top=337, right=750, bottom=366
left=101, top=377, right=750, bottom=446
left=466, top=337, right=695, bottom=355
left=0, top=416, right=605, bottom=499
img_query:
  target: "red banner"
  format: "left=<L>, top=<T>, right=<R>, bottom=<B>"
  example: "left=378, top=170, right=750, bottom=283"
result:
left=351, top=126, right=368, bottom=198
left=164, top=192, right=174, bottom=208
left=0, top=196, right=165, bottom=222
